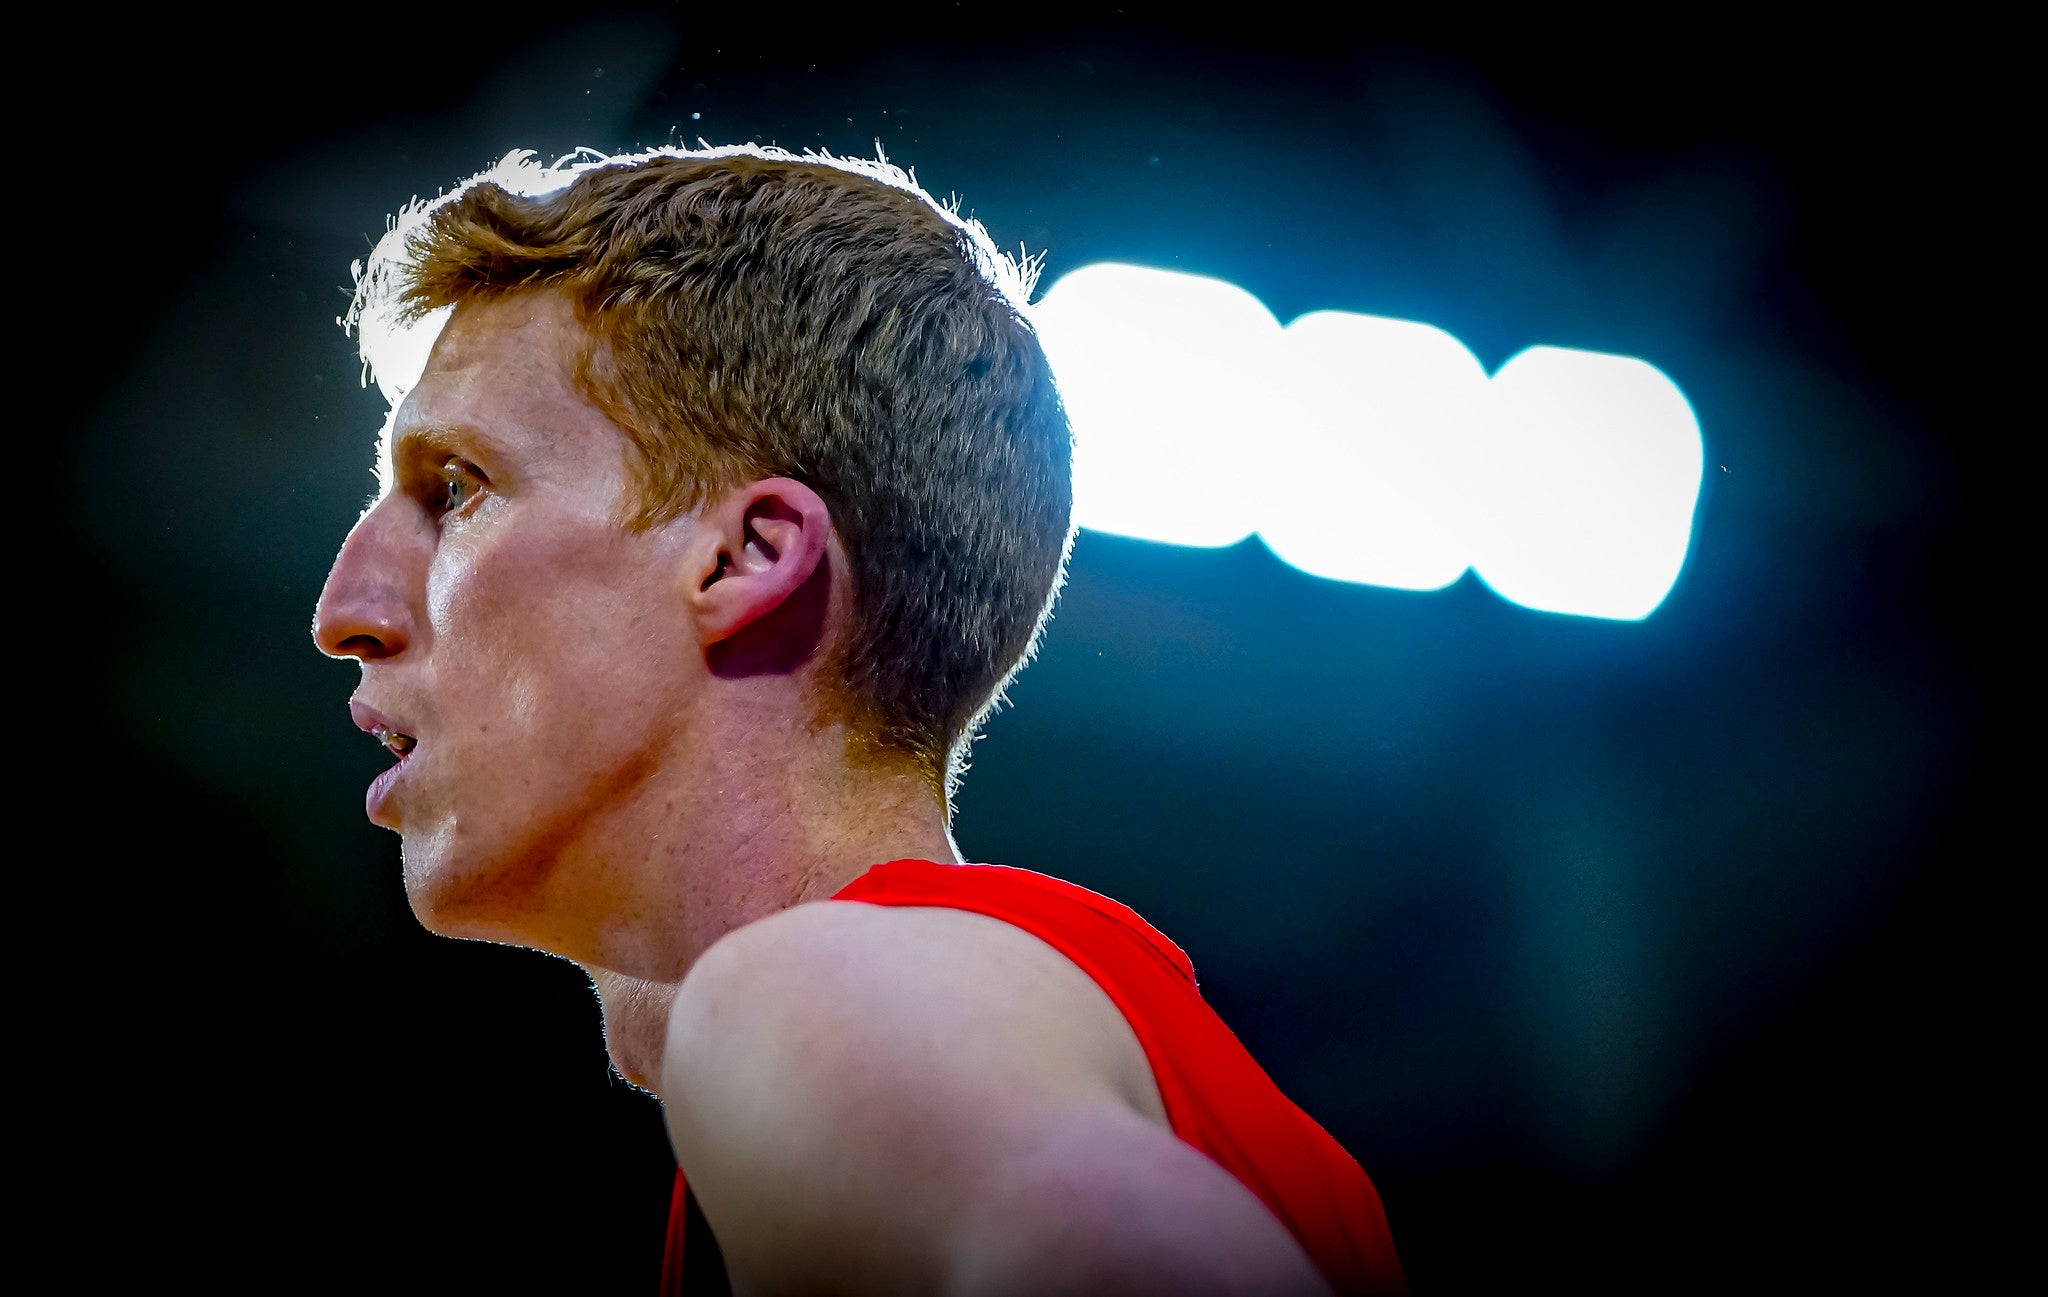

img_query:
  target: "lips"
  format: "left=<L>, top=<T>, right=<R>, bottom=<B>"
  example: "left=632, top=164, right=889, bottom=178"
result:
left=350, top=699, right=420, bottom=825
left=349, top=699, right=417, bottom=751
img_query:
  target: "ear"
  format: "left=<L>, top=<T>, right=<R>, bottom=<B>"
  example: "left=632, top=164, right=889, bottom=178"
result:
left=688, top=477, right=834, bottom=649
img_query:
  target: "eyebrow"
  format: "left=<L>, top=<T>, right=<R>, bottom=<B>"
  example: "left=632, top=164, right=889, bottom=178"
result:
left=375, top=419, right=519, bottom=499
left=388, top=420, right=516, bottom=468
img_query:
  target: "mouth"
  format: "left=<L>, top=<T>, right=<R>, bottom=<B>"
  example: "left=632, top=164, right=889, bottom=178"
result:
left=351, top=701, right=419, bottom=758
left=350, top=700, right=419, bottom=825
left=370, top=724, right=417, bottom=760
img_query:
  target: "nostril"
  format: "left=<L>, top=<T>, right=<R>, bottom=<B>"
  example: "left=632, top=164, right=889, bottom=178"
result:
left=314, top=598, right=410, bottom=660
left=333, top=633, right=395, bottom=661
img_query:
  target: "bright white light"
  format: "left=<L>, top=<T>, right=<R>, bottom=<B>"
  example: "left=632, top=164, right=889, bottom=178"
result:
left=356, top=299, right=449, bottom=407
left=1032, top=264, right=1278, bottom=547
left=1033, top=262, right=1705, bottom=621
left=1469, top=347, right=1703, bottom=620
left=351, top=149, right=607, bottom=405
left=1262, top=312, right=1487, bottom=591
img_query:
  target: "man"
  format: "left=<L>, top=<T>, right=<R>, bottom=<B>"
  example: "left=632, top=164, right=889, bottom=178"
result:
left=315, top=146, right=1405, bottom=1295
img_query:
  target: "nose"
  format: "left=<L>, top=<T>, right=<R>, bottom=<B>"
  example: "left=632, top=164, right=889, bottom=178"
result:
left=313, top=502, right=417, bottom=662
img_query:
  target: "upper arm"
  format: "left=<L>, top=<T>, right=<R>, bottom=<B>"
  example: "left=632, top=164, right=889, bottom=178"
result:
left=660, top=901, right=1331, bottom=1297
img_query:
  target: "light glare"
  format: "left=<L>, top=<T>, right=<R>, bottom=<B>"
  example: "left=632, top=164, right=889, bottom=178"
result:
left=1470, top=347, right=1703, bottom=620
left=1032, top=263, right=1704, bottom=620
left=1033, top=264, right=1277, bottom=547
left=1263, top=312, right=1486, bottom=591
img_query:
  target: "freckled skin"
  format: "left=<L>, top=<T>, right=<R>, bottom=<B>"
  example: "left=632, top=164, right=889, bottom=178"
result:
left=314, top=290, right=957, bottom=1084
left=315, top=293, right=704, bottom=960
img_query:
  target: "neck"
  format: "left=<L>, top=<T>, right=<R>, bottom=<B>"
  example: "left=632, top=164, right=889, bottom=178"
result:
left=576, top=714, right=960, bottom=1090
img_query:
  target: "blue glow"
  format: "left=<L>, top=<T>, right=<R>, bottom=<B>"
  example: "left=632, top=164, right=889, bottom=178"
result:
left=1031, top=263, right=1705, bottom=620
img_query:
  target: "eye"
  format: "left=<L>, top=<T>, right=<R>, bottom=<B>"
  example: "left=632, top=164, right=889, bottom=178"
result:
left=431, top=458, right=488, bottom=518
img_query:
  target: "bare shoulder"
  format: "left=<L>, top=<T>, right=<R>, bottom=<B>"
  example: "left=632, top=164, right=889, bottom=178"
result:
left=656, top=900, right=1330, bottom=1294
left=664, top=898, right=1165, bottom=1128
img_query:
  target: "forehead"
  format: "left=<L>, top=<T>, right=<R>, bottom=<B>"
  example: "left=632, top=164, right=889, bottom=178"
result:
left=382, top=292, right=617, bottom=469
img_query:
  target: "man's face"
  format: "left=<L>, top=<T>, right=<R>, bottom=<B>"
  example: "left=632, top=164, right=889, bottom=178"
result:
left=314, top=292, right=698, bottom=945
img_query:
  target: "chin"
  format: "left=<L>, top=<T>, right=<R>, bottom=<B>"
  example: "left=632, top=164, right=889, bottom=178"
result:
left=398, top=832, right=546, bottom=946
left=399, top=832, right=466, bottom=928
left=403, top=881, right=498, bottom=944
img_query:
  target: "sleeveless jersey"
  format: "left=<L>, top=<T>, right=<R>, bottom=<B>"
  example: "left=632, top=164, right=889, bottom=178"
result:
left=662, top=859, right=1408, bottom=1295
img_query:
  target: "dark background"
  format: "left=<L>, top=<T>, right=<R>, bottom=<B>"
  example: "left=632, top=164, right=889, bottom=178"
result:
left=55, top=5, right=2001, bottom=1291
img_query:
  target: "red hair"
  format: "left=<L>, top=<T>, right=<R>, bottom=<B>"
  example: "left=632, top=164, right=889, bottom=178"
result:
left=348, top=147, right=1074, bottom=803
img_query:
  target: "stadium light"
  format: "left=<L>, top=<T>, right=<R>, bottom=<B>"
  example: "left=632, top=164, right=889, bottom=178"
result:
left=1032, top=263, right=1704, bottom=621
left=1030, top=263, right=1276, bottom=549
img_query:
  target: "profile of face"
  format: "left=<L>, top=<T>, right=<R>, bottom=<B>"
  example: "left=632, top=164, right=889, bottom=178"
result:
left=313, top=293, right=705, bottom=951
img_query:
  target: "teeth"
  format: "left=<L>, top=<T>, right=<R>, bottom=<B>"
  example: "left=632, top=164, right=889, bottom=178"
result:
left=386, top=733, right=416, bottom=756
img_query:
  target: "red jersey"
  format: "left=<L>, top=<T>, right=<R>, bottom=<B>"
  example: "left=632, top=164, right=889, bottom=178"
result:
left=662, top=859, right=1407, bottom=1295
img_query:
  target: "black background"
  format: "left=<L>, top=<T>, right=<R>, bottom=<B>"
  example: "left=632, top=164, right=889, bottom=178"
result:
left=51, top=5, right=2003, bottom=1291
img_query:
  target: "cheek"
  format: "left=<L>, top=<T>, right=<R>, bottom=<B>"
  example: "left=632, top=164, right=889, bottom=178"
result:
left=424, top=521, right=683, bottom=740
left=422, top=537, right=481, bottom=641
left=425, top=537, right=535, bottom=713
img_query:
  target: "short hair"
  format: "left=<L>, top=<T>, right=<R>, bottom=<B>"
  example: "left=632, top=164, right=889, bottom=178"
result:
left=346, top=147, right=1075, bottom=806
